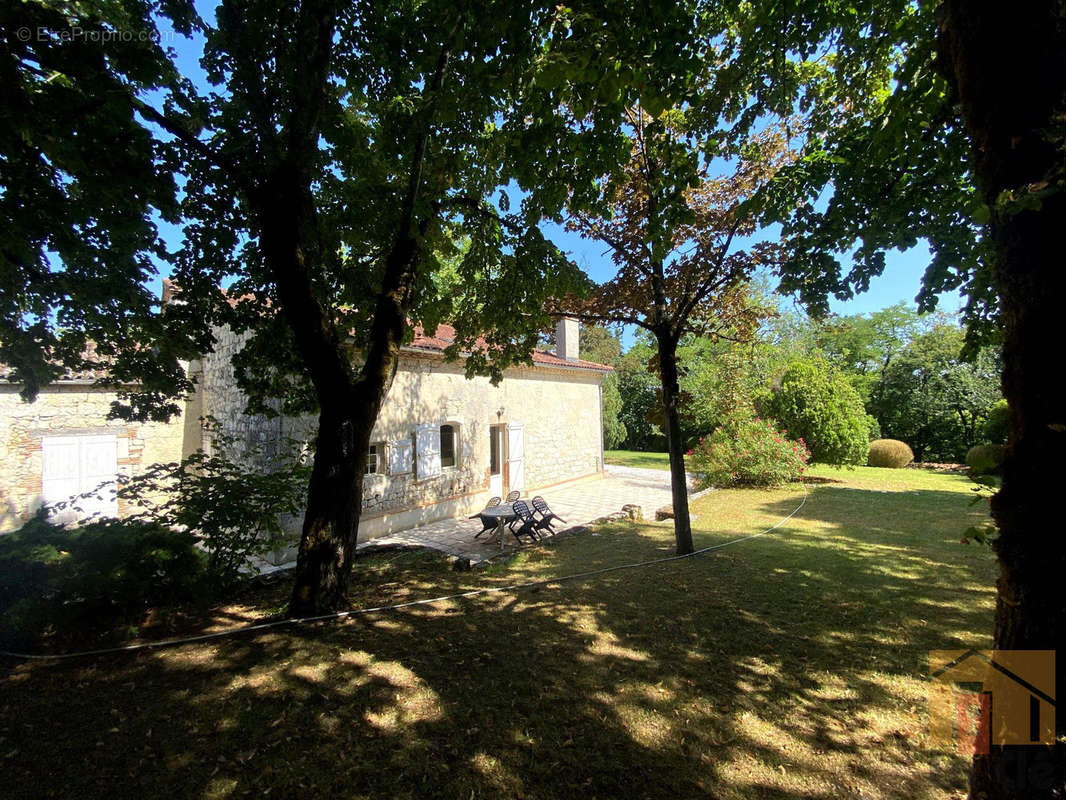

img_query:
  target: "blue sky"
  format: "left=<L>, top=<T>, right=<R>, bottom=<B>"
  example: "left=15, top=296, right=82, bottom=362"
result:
left=541, top=221, right=963, bottom=348
left=149, top=13, right=963, bottom=351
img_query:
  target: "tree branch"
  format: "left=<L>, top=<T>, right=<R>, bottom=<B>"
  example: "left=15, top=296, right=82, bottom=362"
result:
left=571, top=308, right=653, bottom=331
left=395, top=13, right=465, bottom=245
left=131, top=98, right=252, bottom=193
left=571, top=213, right=655, bottom=278
left=676, top=215, right=744, bottom=322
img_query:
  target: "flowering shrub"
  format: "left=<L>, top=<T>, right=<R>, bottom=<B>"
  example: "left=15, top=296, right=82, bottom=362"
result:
left=689, top=415, right=810, bottom=489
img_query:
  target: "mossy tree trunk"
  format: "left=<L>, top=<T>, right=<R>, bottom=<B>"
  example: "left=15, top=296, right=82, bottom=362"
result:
left=937, top=3, right=1066, bottom=797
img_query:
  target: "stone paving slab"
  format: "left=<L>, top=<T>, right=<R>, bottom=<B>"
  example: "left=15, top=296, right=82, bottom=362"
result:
left=356, top=466, right=698, bottom=564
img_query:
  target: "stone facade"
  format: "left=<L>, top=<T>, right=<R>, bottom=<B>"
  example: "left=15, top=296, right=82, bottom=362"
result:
left=357, top=352, right=605, bottom=537
left=0, top=384, right=190, bottom=532
left=198, top=324, right=607, bottom=549
left=1, top=322, right=608, bottom=547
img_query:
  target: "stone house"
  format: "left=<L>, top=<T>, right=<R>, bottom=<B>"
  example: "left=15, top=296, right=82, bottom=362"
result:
left=0, top=360, right=198, bottom=532
left=2, top=310, right=610, bottom=545
left=198, top=316, right=611, bottom=545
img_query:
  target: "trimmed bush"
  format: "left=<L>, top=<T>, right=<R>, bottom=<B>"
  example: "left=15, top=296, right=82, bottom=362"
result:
left=690, top=415, right=810, bottom=489
left=867, top=439, right=915, bottom=469
left=967, top=444, right=1006, bottom=476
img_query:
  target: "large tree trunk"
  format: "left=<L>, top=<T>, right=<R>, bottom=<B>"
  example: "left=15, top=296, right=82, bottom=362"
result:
left=286, top=230, right=420, bottom=615
left=656, top=333, right=695, bottom=555
left=289, top=404, right=366, bottom=613
left=256, top=174, right=372, bottom=615
left=937, top=4, right=1066, bottom=798
left=283, top=191, right=422, bottom=613
left=280, top=15, right=451, bottom=613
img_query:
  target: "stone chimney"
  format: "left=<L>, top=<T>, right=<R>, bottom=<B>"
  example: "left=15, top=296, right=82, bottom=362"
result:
left=555, top=317, right=579, bottom=361
left=161, top=278, right=179, bottom=304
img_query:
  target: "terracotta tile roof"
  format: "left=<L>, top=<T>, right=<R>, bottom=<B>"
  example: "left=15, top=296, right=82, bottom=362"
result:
left=407, top=323, right=612, bottom=372
left=4, top=283, right=609, bottom=385
left=0, top=341, right=115, bottom=383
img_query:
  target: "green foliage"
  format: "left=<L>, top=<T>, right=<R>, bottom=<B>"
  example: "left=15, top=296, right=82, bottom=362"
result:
left=689, top=415, right=810, bottom=489
left=816, top=304, right=923, bottom=378
left=615, top=340, right=666, bottom=451
left=758, top=357, right=871, bottom=465
left=0, top=0, right=211, bottom=416
left=870, top=325, right=1001, bottom=461
left=173, top=0, right=708, bottom=407
left=570, top=326, right=626, bottom=448
left=601, top=375, right=627, bottom=450
left=3, top=0, right=704, bottom=416
left=866, top=416, right=882, bottom=442
left=966, top=444, right=1006, bottom=477
left=0, top=513, right=206, bottom=642
left=623, top=306, right=1001, bottom=470
left=116, top=424, right=311, bottom=586
left=867, top=439, right=914, bottom=469
left=0, top=424, right=309, bottom=641
left=728, top=2, right=999, bottom=349
left=578, top=326, right=623, bottom=365
left=983, top=399, right=1010, bottom=444
left=678, top=335, right=756, bottom=441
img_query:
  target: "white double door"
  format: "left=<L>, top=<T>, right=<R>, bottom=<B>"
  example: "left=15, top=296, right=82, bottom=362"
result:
left=41, top=434, right=119, bottom=523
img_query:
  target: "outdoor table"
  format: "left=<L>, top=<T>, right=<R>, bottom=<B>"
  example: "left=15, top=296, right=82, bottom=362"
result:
left=479, top=504, right=518, bottom=551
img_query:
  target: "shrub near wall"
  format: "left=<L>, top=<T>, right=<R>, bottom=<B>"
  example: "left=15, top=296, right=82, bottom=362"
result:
left=0, top=514, right=207, bottom=642
left=867, top=439, right=915, bottom=468
left=690, top=415, right=810, bottom=489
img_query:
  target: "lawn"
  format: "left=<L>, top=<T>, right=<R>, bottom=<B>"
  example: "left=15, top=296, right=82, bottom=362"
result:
left=605, top=449, right=672, bottom=470
left=0, top=466, right=996, bottom=799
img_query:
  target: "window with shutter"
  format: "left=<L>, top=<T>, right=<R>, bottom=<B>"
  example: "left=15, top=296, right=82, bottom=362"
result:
left=366, top=443, right=385, bottom=475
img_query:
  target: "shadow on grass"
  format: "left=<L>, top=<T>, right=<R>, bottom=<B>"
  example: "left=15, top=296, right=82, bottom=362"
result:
left=0, top=481, right=996, bottom=799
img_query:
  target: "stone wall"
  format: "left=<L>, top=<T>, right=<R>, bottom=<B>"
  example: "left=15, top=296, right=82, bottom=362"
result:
left=199, top=325, right=605, bottom=547
left=0, top=328, right=605, bottom=545
left=0, top=385, right=189, bottom=532
left=336, top=354, right=604, bottom=539
left=199, top=327, right=284, bottom=462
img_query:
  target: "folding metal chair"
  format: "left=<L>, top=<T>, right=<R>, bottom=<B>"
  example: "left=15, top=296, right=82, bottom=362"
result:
left=509, top=499, right=541, bottom=542
left=469, top=496, right=503, bottom=538
left=531, top=495, right=566, bottom=534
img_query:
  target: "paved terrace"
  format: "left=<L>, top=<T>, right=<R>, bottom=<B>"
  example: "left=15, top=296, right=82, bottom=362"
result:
left=356, top=465, right=701, bottom=565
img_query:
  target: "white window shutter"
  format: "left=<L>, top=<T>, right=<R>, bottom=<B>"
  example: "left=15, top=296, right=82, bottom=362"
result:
left=415, top=425, right=441, bottom=479
left=42, top=437, right=81, bottom=523
left=388, top=439, right=413, bottom=475
left=507, top=423, right=525, bottom=491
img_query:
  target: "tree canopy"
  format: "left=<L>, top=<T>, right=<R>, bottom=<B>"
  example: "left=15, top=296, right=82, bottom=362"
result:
left=2, top=0, right=709, bottom=610
left=561, top=109, right=784, bottom=553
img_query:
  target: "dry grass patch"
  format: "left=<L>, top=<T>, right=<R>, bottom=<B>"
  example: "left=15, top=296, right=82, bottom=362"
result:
left=1, top=466, right=994, bottom=799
